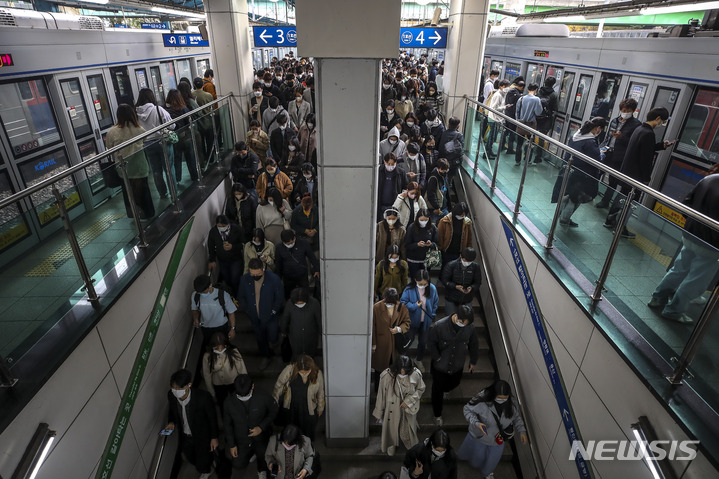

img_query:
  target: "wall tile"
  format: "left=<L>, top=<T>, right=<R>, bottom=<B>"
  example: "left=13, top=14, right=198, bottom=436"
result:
left=325, top=335, right=370, bottom=397
left=327, top=396, right=368, bottom=438
left=324, top=259, right=374, bottom=336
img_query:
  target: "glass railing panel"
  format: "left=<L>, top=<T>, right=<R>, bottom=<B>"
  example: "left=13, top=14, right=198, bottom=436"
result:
left=463, top=104, right=482, bottom=161
left=171, top=122, right=200, bottom=196
left=685, top=292, right=719, bottom=415
left=218, top=103, right=234, bottom=159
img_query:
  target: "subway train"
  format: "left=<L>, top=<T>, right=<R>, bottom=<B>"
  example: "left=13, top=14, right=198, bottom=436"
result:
left=482, top=23, right=719, bottom=225
left=0, top=8, right=212, bottom=265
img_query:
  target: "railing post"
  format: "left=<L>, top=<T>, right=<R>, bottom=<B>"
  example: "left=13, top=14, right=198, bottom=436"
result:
left=51, top=185, right=99, bottom=302
left=189, top=118, right=204, bottom=185
left=211, top=109, right=221, bottom=165
left=546, top=158, right=574, bottom=249
left=161, top=136, right=181, bottom=213
left=667, top=283, right=719, bottom=385
left=513, top=134, right=534, bottom=217
left=490, top=132, right=501, bottom=191
left=0, top=353, right=17, bottom=388
left=118, top=159, right=149, bottom=248
left=592, top=188, right=636, bottom=302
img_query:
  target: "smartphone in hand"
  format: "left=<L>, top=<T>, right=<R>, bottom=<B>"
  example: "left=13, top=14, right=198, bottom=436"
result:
left=160, top=429, right=174, bottom=436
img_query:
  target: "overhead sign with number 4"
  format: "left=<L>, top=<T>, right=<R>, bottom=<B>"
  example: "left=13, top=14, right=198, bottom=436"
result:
left=399, top=28, right=448, bottom=49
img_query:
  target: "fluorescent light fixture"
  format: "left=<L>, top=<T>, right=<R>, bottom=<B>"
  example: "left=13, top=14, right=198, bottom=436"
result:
left=642, top=1, right=719, bottom=14
left=77, top=0, right=109, bottom=4
left=631, top=417, right=666, bottom=479
left=269, top=0, right=281, bottom=2
left=416, top=0, right=433, bottom=5
left=12, top=423, right=57, bottom=479
left=544, top=15, right=586, bottom=22
left=151, top=6, right=206, bottom=19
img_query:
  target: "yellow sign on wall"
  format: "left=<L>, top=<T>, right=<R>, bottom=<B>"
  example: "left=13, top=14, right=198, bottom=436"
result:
left=653, top=201, right=686, bottom=228
left=38, top=191, right=81, bottom=225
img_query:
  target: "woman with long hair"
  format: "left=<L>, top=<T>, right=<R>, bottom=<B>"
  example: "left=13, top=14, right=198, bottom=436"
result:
left=264, top=424, right=316, bottom=479
left=457, top=380, right=527, bottom=477
left=376, top=208, right=407, bottom=264
left=374, top=244, right=409, bottom=301
left=372, top=355, right=426, bottom=456
left=243, top=227, right=276, bottom=273
left=400, top=269, right=438, bottom=371
left=255, top=187, right=292, bottom=245
left=135, top=88, right=174, bottom=199
left=401, top=428, right=458, bottom=479
left=272, top=354, right=325, bottom=440
left=165, top=88, right=198, bottom=182
left=201, top=332, right=247, bottom=412
left=105, top=104, right=155, bottom=219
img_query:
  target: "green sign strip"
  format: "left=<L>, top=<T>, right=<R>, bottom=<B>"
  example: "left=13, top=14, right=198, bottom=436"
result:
left=96, top=217, right=195, bottom=479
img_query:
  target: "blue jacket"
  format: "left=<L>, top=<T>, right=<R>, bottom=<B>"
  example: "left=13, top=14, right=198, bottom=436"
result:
left=401, top=284, right=439, bottom=331
left=236, top=270, right=284, bottom=324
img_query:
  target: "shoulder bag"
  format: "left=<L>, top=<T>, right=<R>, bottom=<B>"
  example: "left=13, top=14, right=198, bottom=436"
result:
left=424, top=243, right=442, bottom=270
left=157, top=106, right=179, bottom=144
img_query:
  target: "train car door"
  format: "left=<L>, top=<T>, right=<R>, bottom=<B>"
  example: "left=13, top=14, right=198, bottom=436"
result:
left=108, top=66, right=134, bottom=107
left=149, top=66, right=165, bottom=104
left=644, top=81, right=685, bottom=190
left=554, top=69, right=577, bottom=143
left=55, top=70, right=115, bottom=206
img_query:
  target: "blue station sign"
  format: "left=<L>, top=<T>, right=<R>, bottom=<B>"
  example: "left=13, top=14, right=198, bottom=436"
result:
left=399, top=27, right=448, bottom=48
left=252, top=26, right=297, bottom=47
left=162, top=33, right=209, bottom=47
left=141, top=23, right=168, bottom=30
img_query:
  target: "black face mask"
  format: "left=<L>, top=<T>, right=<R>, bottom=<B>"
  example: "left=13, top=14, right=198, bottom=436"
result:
left=252, top=275, right=263, bottom=282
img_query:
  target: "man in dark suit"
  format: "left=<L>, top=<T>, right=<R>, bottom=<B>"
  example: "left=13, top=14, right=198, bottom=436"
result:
left=165, top=369, right=218, bottom=479
left=275, top=229, right=320, bottom=300
left=269, top=113, right=296, bottom=163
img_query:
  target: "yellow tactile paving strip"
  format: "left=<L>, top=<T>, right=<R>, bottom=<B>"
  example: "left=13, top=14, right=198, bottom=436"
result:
left=25, top=212, right=126, bottom=277
left=625, top=229, right=672, bottom=269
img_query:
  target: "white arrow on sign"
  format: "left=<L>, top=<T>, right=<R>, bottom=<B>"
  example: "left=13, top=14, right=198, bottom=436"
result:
left=562, top=409, right=570, bottom=421
left=259, top=29, right=272, bottom=44
left=430, top=30, right=442, bottom=45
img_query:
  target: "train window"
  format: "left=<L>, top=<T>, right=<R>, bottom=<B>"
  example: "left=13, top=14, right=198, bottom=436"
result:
left=86, top=75, right=113, bottom=131
left=177, top=59, right=192, bottom=83
left=505, top=62, right=521, bottom=83
left=591, top=73, right=622, bottom=119
left=571, top=74, right=593, bottom=120
left=567, top=121, right=581, bottom=144
left=135, top=69, right=148, bottom=89
left=526, top=63, right=545, bottom=86
left=0, top=79, right=61, bottom=158
left=17, top=148, right=80, bottom=226
left=0, top=170, right=31, bottom=253
left=78, top=140, right=104, bottom=194
left=627, top=82, right=649, bottom=116
left=557, top=71, right=575, bottom=114
left=649, top=86, right=681, bottom=143
left=659, top=157, right=708, bottom=208
left=159, top=61, right=178, bottom=95
left=197, top=59, right=209, bottom=77
left=59, top=78, right=92, bottom=139
left=676, top=87, right=719, bottom=164
left=550, top=116, right=565, bottom=155
left=150, top=66, right=164, bottom=104
left=490, top=60, right=503, bottom=76
left=546, top=66, right=564, bottom=92
left=109, top=66, right=134, bottom=107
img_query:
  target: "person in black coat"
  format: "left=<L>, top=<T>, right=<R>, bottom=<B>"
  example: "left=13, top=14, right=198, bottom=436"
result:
left=402, top=429, right=458, bottom=479
left=503, top=79, right=525, bottom=154
left=280, top=287, right=322, bottom=358
left=440, top=248, right=481, bottom=316
left=275, top=229, right=320, bottom=300
left=292, top=163, right=319, bottom=208
left=420, top=109, right=445, bottom=149
left=230, top=141, right=259, bottom=195
left=165, top=369, right=219, bottom=477
left=438, top=117, right=465, bottom=183
left=425, top=159, right=451, bottom=225
left=604, top=107, right=673, bottom=237
left=405, top=209, right=438, bottom=279
left=595, top=98, right=641, bottom=208
left=208, top=214, right=244, bottom=293
left=225, top=183, right=257, bottom=243
left=377, top=153, right=409, bottom=221
left=269, top=113, right=296, bottom=162
left=223, top=374, right=278, bottom=476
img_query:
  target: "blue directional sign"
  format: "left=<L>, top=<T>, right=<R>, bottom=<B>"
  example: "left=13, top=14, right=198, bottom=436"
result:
left=399, top=27, right=448, bottom=48
left=253, top=26, right=297, bottom=47
left=162, top=33, right=209, bottom=47
left=141, top=23, right=168, bottom=30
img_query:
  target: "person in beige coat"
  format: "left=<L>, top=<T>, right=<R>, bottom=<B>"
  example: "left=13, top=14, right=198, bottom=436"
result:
left=272, top=354, right=325, bottom=441
left=376, top=208, right=407, bottom=263
left=373, top=355, right=426, bottom=456
left=201, top=332, right=247, bottom=413
left=243, top=228, right=276, bottom=273
left=372, top=288, right=411, bottom=392
left=246, top=120, right=270, bottom=167
left=392, top=182, right=428, bottom=228
left=265, top=424, right=315, bottom=479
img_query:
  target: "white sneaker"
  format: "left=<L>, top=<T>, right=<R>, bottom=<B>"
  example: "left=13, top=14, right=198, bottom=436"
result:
left=249, top=453, right=257, bottom=463
left=387, top=445, right=396, bottom=456
left=485, top=474, right=495, bottom=479
left=258, top=471, right=268, bottom=479
left=199, top=472, right=212, bottom=479
left=434, top=416, right=443, bottom=426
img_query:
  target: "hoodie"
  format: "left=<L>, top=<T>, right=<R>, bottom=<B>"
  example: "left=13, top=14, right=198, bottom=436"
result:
left=378, top=126, right=407, bottom=163
left=136, top=103, right=174, bottom=141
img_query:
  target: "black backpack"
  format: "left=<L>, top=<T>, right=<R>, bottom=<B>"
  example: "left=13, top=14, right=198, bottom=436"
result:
left=537, top=95, right=552, bottom=121
left=194, top=282, right=239, bottom=317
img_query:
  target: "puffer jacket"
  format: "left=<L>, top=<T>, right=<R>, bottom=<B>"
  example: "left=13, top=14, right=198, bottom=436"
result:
left=428, top=316, right=479, bottom=374
left=440, top=258, right=481, bottom=304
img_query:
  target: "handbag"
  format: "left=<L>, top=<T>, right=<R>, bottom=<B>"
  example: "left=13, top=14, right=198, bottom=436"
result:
left=99, top=156, right=123, bottom=188
left=157, top=105, right=179, bottom=144
left=424, top=244, right=442, bottom=270
left=393, top=303, right=413, bottom=353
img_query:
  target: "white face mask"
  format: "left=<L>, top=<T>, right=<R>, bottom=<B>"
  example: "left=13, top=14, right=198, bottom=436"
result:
left=307, top=123, right=314, bottom=129
left=454, top=318, right=467, bottom=328
left=385, top=303, right=395, bottom=309
left=620, top=112, right=633, bottom=120
left=388, top=139, right=398, bottom=145
left=268, top=199, right=275, bottom=206
left=304, top=174, right=313, bottom=180
left=288, top=145, right=296, bottom=151
left=386, top=218, right=397, bottom=226
left=406, top=121, right=415, bottom=127
left=213, top=348, right=226, bottom=355
left=253, top=91, right=262, bottom=97
left=283, top=443, right=296, bottom=451
left=386, top=110, right=394, bottom=116
left=276, top=76, right=283, bottom=81
left=455, top=215, right=465, bottom=221
left=285, top=242, right=295, bottom=249
left=264, top=82, right=272, bottom=87
left=383, top=84, right=391, bottom=90
left=279, top=124, right=287, bottom=131
left=461, top=260, right=471, bottom=267
left=237, top=392, right=252, bottom=402
left=398, top=373, right=407, bottom=379
left=385, top=164, right=396, bottom=171
left=408, top=154, right=417, bottom=161
left=419, top=220, right=429, bottom=227
left=296, top=302, right=306, bottom=308
left=495, top=397, right=508, bottom=404
left=417, top=284, right=427, bottom=290
left=295, top=97, right=302, bottom=103
left=172, top=387, right=187, bottom=399
left=432, top=447, right=446, bottom=458
left=252, top=240, right=262, bottom=246
left=389, top=257, right=399, bottom=263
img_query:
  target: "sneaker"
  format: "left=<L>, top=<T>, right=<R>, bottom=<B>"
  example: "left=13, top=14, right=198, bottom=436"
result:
left=559, top=219, right=579, bottom=228
left=603, top=221, right=616, bottom=229
left=661, top=312, right=694, bottom=324
left=434, top=416, right=443, bottom=426
left=387, top=445, right=396, bottom=456
left=595, top=201, right=609, bottom=209
left=620, top=228, right=636, bottom=239
left=259, top=357, right=271, bottom=370
left=690, top=293, right=710, bottom=306
left=485, top=474, right=495, bottom=479
left=533, top=157, right=543, bottom=164
left=647, top=297, right=667, bottom=309
left=258, top=472, right=268, bottom=479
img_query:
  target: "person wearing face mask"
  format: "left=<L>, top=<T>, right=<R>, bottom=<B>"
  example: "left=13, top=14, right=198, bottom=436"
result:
left=376, top=208, right=407, bottom=264
left=270, top=114, right=298, bottom=164
left=207, top=214, right=245, bottom=292
left=402, top=428, right=458, bottom=479
left=191, top=274, right=237, bottom=351
left=279, top=72, right=297, bottom=109
left=377, top=154, right=409, bottom=221
left=405, top=208, right=439, bottom=277
left=272, top=354, right=325, bottom=440
left=457, top=380, right=527, bottom=478
left=275, top=229, right=320, bottom=300
left=256, top=188, right=292, bottom=245
left=398, top=143, right=427, bottom=189
left=202, top=332, right=248, bottom=413
left=165, top=369, right=219, bottom=479
left=440, top=247, right=481, bottom=317
left=280, top=136, right=306, bottom=183
left=380, top=99, right=398, bottom=136
left=486, top=79, right=511, bottom=159
left=401, top=269, right=439, bottom=371
left=428, top=305, right=479, bottom=427
left=418, top=81, right=443, bottom=123
left=372, top=288, right=411, bottom=393
left=298, top=113, right=317, bottom=167
left=420, top=109, right=445, bottom=150
left=395, top=85, right=415, bottom=125
left=202, top=69, right=217, bottom=100
left=290, top=195, right=319, bottom=250
left=272, top=66, right=284, bottom=89
left=379, top=125, right=408, bottom=164
left=243, top=228, right=275, bottom=273
left=224, top=374, right=278, bottom=476
left=375, top=245, right=409, bottom=301
left=262, top=72, right=281, bottom=100
left=250, top=81, right=270, bottom=125
left=424, top=158, right=451, bottom=225
left=393, top=181, right=427, bottom=230
left=288, top=86, right=311, bottom=131
left=595, top=98, right=640, bottom=209
left=292, top=163, right=319, bottom=207
left=381, top=74, right=397, bottom=109
left=265, top=424, right=316, bottom=479
left=550, top=116, right=607, bottom=228
left=226, top=184, right=258, bottom=243
left=231, top=140, right=260, bottom=192
left=422, top=136, right=439, bottom=171
left=263, top=96, right=289, bottom=136
left=246, top=120, right=270, bottom=167
left=280, top=288, right=322, bottom=361
left=513, top=82, right=544, bottom=166
left=402, top=112, right=419, bottom=138
left=373, top=355, right=426, bottom=456
left=237, top=259, right=285, bottom=370
left=302, top=76, right=315, bottom=112
left=437, top=203, right=473, bottom=268
left=257, top=158, right=293, bottom=202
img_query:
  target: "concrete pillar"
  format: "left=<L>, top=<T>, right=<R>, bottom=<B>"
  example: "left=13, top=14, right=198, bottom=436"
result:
left=203, top=0, right=254, bottom=137
left=442, top=0, right=492, bottom=121
left=295, top=0, right=401, bottom=445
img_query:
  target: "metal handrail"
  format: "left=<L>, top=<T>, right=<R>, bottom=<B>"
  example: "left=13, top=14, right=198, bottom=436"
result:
left=463, top=95, right=719, bottom=235
left=457, top=172, right=546, bottom=478
left=0, top=93, right=234, bottom=211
